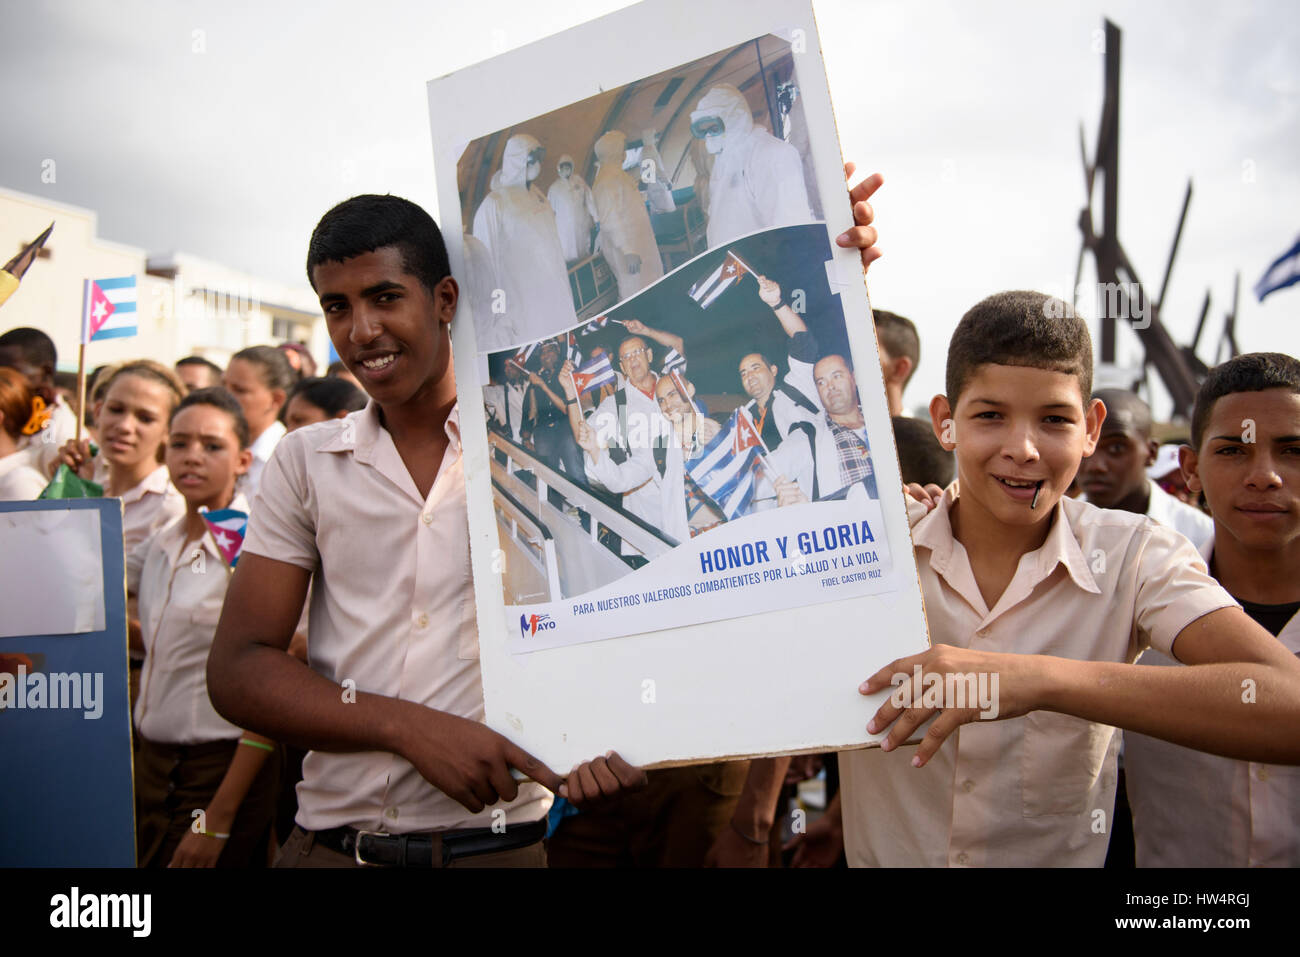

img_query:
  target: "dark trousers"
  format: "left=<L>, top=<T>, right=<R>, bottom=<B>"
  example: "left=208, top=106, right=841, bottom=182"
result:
left=533, top=420, right=586, bottom=489
left=134, top=736, right=280, bottom=868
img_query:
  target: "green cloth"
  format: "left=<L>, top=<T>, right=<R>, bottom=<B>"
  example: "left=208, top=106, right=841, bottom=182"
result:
left=39, top=463, right=103, bottom=499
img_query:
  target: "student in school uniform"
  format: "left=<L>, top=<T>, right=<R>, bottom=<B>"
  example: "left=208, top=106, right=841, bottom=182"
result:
left=1123, top=353, right=1300, bottom=867
left=839, top=290, right=1300, bottom=867
left=222, top=345, right=294, bottom=501
left=58, top=360, right=187, bottom=553
left=206, top=195, right=646, bottom=868
left=130, top=387, right=279, bottom=868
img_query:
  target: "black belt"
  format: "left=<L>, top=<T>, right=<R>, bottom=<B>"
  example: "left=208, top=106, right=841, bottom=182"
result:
left=312, top=818, right=546, bottom=867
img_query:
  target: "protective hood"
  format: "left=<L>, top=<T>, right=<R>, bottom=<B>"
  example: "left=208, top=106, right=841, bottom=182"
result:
left=690, top=84, right=754, bottom=141
left=499, top=133, right=541, bottom=189
left=593, top=130, right=626, bottom=166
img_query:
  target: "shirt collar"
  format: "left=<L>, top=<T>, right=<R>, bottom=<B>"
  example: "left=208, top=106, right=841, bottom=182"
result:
left=120, top=464, right=172, bottom=504
left=914, top=482, right=1100, bottom=616
left=317, top=399, right=461, bottom=505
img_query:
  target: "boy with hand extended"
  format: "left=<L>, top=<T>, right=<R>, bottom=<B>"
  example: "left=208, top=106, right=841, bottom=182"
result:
left=207, top=196, right=643, bottom=867
left=844, top=291, right=1300, bottom=867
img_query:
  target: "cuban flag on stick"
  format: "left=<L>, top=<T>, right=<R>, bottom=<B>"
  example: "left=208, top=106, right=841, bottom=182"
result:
left=81, top=276, right=137, bottom=342
left=569, top=353, right=616, bottom=397
left=688, top=250, right=753, bottom=309
left=1254, top=234, right=1300, bottom=302
left=200, top=506, right=248, bottom=568
left=580, top=315, right=609, bottom=336
left=687, top=409, right=765, bottom=520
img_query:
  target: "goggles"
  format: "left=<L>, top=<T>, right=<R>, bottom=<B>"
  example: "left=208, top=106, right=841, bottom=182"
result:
left=690, top=117, right=725, bottom=139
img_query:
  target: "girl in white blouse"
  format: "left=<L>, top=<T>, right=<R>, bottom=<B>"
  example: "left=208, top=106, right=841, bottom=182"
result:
left=130, top=387, right=279, bottom=868
left=57, top=360, right=186, bottom=553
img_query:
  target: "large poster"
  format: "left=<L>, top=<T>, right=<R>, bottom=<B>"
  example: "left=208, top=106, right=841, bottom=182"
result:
left=430, top=0, right=930, bottom=769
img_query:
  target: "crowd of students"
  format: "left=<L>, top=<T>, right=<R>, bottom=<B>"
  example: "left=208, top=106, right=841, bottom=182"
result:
left=0, top=330, right=366, bottom=867
left=1, top=165, right=1297, bottom=869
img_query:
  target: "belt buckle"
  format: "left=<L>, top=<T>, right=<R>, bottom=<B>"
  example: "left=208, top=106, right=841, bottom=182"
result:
left=352, top=829, right=385, bottom=867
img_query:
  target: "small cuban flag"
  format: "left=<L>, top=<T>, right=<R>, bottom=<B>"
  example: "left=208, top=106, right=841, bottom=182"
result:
left=687, top=409, right=765, bottom=521
left=565, top=330, right=582, bottom=367
left=570, top=353, right=616, bottom=397
left=200, top=506, right=248, bottom=568
left=659, top=347, right=686, bottom=376
left=510, top=341, right=537, bottom=372
left=688, top=250, right=753, bottom=309
left=81, top=276, right=137, bottom=342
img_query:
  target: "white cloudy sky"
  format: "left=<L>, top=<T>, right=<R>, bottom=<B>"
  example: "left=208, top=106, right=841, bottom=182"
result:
left=2, top=0, right=1297, bottom=419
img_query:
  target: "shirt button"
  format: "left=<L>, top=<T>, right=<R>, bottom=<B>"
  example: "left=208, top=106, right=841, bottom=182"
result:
left=422, top=512, right=433, bottom=525
left=417, top=613, right=429, bottom=629
left=385, top=806, right=399, bottom=820
left=956, top=852, right=969, bottom=865
left=1256, top=766, right=1270, bottom=782
left=962, top=779, right=975, bottom=793
left=975, top=628, right=989, bottom=638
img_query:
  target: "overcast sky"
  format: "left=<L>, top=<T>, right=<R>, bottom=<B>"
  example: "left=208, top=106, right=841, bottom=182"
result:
left=2, top=0, right=1296, bottom=419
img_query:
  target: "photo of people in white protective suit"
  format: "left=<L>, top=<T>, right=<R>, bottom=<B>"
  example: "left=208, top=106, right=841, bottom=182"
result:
left=480, top=223, right=885, bottom=626
left=455, top=34, right=825, bottom=356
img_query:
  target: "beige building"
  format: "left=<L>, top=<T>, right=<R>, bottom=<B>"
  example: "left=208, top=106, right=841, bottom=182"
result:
left=1, top=186, right=327, bottom=373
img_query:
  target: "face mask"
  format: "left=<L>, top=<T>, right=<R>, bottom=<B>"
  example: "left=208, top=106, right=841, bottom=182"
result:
left=705, top=133, right=726, bottom=155
left=559, top=166, right=572, bottom=179
left=526, top=160, right=541, bottom=181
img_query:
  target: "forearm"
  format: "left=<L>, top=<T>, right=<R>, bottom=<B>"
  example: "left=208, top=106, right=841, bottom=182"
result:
left=640, top=325, right=684, bottom=357
left=772, top=303, right=807, bottom=338
left=731, top=756, right=792, bottom=836
left=1036, top=655, right=1300, bottom=764
left=205, top=733, right=275, bottom=829
left=208, top=641, right=419, bottom=760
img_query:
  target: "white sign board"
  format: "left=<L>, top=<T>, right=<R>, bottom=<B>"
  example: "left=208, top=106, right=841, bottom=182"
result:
left=428, top=0, right=930, bottom=770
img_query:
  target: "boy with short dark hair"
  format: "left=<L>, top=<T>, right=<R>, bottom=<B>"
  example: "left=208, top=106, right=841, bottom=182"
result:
left=1124, top=352, right=1300, bottom=866
left=842, top=290, right=1300, bottom=867
left=1080, top=387, right=1213, bottom=551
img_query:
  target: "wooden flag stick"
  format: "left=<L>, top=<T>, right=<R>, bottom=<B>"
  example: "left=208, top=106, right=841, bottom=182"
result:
left=74, top=342, right=87, bottom=443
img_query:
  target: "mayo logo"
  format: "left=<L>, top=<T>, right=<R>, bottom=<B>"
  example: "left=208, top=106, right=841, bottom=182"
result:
left=519, top=613, right=557, bottom=638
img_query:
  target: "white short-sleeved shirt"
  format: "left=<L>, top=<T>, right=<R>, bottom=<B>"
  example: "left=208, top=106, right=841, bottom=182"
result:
left=839, top=485, right=1238, bottom=867
left=0, top=451, right=48, bottom=499
left=130, top=495, right=249, bottom=745
left=1124, top=530, right=1300, bottom=867
left=240, top=401, right=549, bottom=834
left=1143, top=480, right=1215, bottom=554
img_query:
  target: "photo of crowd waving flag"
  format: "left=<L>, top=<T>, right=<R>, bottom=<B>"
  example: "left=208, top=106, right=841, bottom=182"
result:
left=481, top=221, right=886, bottom=604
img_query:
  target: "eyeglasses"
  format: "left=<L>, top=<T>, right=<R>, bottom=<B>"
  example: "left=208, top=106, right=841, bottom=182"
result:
left=619, top=348, right=649, bottom=363
left=527, top=148, right=545, bottom=165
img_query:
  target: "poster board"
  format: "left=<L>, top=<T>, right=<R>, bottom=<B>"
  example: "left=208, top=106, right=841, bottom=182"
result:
left=428, top=0, right=930, bottom=770
left=0, top=498, right=135, bottom=866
